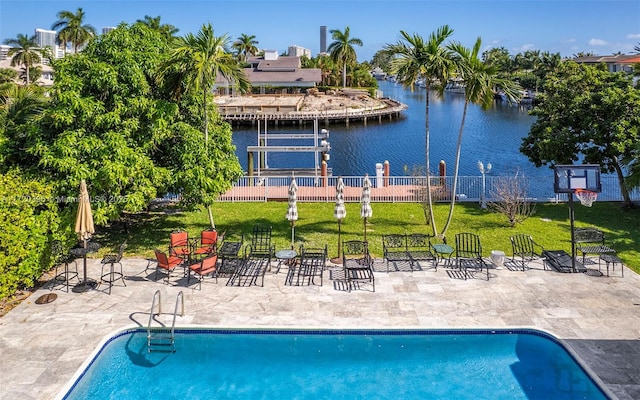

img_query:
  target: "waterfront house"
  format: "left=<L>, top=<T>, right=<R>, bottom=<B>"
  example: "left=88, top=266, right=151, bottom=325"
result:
left=572, top=54, right=640, bottom=73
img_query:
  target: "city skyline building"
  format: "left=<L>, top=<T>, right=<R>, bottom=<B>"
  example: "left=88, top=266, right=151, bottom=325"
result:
left=288, top=45, right=311, bottom=59
left=102, top=27, right=116, bottom=34
left=319, top=25, right=326, bottom=54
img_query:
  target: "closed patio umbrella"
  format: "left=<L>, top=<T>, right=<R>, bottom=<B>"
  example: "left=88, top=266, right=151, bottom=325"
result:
left=331, top=177, right=346, bottom=263
left=74, top=179, right=95, bottom=288
left=286, top=177, right=298, bottom=249
left=360, top=174, right=373, bottom=242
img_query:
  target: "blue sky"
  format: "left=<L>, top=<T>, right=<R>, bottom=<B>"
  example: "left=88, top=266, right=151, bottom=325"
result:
left=1, top=0, right=639, bottom=60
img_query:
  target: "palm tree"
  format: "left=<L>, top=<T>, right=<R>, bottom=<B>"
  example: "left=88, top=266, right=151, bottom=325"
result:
left=327, top=27, right=363, bottom=87
left=232, top=34, right=259, bottom=63
left=3, top=34, right=43, bottom=85
left=383, top=26, right=455, bottom=234
left=51, top=7, right=96, bottom=54
left=440, top=37, right=522, bottom=235
left=159, top=22, right=250, bottom=228
left=136, top=15, right=179, bottom=40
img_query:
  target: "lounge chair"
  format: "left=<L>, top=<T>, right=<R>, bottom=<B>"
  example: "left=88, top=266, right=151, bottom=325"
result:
left=509, top=234, right=544, bottom=271
left=154, top=249, right=183, bottom=284
left=455, top=233, right=489, bottom=280
left=287, top=245, right=326, bottom=286
left=342, top=240, right=375, bottom=292
left=246, top=224, right=275, bottom=261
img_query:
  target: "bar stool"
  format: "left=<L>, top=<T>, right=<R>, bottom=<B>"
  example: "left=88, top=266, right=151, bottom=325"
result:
left=52, top=240, right=78, bottom=292
left=100, top=242, right=127, bottom=294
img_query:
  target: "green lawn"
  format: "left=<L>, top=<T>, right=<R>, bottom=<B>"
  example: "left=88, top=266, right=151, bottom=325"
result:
left=94, top=201, right=640, bottom=273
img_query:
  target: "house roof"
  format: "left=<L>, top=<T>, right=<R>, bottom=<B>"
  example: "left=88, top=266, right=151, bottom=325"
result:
left=572, top=54, right=640, bottom=64
left=0, top=59, right=54, bottom=86
left=217, top=55, right=321, bottom=87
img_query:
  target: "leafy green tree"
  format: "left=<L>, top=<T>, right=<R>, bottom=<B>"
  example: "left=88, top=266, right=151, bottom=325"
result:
left=442, top=38, right=522, bottom=234
left=159, top=23, right=249, bottom=227
left=0, top=68, right=19, bottom=85
left=482, top=47, right=513, bottom=74
left=328, top=26, right=363, bottom=88
left=521, top=62, right=640, bottom=207
left=51, top=7, right=96, bottom=54
left=136, top=15, right=179, bottom=40
left=370, top=49, right=395, bottom=74
left=383, top=26, right=455, bottom=234
left=232, top=33, right=259, bottom=63
left=3, top=34, right=43, bottom=85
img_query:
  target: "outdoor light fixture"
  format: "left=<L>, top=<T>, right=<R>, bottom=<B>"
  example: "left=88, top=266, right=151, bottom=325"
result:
left=478, top=161, right=492, bottom=209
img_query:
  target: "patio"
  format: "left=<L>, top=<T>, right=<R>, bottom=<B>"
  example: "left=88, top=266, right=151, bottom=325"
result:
left=0, top=256, right=639, bottom=399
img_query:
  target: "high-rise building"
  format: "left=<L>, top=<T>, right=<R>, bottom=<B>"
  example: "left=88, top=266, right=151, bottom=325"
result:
left=102, top=27, right=116, bottom=34
left=288, top=45, right=311, bottom=59
left=35, top=28, right=57, bottom=49
left=320, top=26, right=327, bottom=54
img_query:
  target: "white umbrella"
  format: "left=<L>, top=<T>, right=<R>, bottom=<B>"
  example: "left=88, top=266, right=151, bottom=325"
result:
left=286, top=177, right=298, bottom=248
left=360, top=174, right=372, bottom=241
left=332, top=177, right=346, bottom=263
left=74, top=179, right=95, bottom=288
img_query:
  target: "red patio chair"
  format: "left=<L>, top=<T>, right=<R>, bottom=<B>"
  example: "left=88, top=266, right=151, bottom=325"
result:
left=193, top=229, right=219, bottom=259
left=169, top=230, right=190, bottom=261
left=154, top=249, right=183, bottom=284
left=188, top=254, right=219, bottom=289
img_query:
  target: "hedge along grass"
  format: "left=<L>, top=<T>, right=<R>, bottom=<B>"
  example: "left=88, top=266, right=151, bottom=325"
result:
left=95, top=201, right=640, bottom=274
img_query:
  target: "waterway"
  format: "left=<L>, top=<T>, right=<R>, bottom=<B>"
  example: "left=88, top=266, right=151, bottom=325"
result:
left=231, top=80, right=545, bottom=178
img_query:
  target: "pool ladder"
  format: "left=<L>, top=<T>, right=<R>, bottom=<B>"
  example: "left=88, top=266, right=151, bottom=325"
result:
left=147, top=290, right=184, bottom=353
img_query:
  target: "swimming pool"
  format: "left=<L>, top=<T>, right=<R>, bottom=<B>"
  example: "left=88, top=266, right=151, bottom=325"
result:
left=61, top=328, right=608, bottom=399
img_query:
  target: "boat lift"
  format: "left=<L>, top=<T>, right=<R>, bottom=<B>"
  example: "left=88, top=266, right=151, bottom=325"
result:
left=247, top=118, right=331, bottom=180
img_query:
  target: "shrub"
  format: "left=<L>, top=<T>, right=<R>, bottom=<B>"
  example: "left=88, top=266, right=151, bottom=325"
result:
left=0, top=171, right=67, bottom=299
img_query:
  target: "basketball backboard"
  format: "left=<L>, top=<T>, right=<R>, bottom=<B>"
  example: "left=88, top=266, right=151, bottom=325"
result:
left=553, top=164, right=601, bottom=194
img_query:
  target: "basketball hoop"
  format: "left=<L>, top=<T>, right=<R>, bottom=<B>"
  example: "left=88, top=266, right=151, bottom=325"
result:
left=575, top=189, right=597, bottom=207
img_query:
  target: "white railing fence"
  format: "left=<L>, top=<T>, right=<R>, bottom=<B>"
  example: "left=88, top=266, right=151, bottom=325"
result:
left=213, top=175, right=639, bottom=203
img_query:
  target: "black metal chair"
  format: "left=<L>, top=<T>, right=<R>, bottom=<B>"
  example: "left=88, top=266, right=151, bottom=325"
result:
left=217, top=232, right=244, bottom=275
left=100, top=241, right=127, bottom=294
left=51, top=240, right=78, bottom=292
left=510, top=234, right=544, bottom=271
left=288, top=245, right=326, bottom=286
left=455, top=233, right=489, bottom=280
left=247, top=224, right=275, bottom=262
left=342, top=240, right=375, bottom=292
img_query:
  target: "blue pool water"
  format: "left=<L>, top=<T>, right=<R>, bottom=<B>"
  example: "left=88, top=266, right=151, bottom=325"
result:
left=63, top=329, right=607, bottom=399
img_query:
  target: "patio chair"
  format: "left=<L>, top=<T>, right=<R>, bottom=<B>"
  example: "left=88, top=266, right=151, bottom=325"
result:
left=100, top=241, right=127, bottom=294
left=51, top=240, right=79, bottom=292
left=455, top=233, right=489, bottom=280
left=226, top=256, right=271, bottom=287
left=247, top=224, right=275, bottom=262
left=510, top=234, right=544, bottom=271
left=169, top=230, right=191, bottom=263
left=342, top=240, right=375, bottom=292
left=218, top=232, right=244, bottom=275
left=154, top=249, right=183, bottom=284
left=288, top=245, right=326, bottom=286
left=188, top=254, right=218, bottom=290
left=193, top=228, right=219, bottom=260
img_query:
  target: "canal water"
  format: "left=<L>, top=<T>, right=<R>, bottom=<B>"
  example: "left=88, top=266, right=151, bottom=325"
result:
left=231, top=80, right=545, bottom=178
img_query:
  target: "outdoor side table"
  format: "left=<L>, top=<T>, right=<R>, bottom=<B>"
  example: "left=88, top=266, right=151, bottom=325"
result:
left=599, top=254, right=624, bottom=277
left=275, top=249, right=297, bottom=275
left=433, top=244, right=454, bottom=267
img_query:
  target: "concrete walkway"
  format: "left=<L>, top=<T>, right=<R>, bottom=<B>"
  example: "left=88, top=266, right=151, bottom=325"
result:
left=1, top=256, right=639, bottom=399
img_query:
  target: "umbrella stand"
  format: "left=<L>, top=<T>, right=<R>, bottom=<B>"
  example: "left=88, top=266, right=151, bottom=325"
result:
left=290, top=220, right=295, bottom=250
left=330, top=219, right=343, bottom=264
left=363, top=217, right=368, bottom=242
left=74, top=239, right=98, bottom=292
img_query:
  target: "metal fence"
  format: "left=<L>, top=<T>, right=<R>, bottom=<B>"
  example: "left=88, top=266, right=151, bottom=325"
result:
left=215, top=174, right=640, bottom=203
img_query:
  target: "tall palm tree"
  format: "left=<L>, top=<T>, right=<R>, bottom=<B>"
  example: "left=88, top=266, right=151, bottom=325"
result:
left=136, top=15, right=179, bottom=40
left=51, top=7, right=96, bottom=54
left=3, top=34, right=43, bottom=85
left=159, top=22, right=250, bottom=228
left=232, top=34, right=259, bottom=63
left=441, top=37, right=522, bottom=234
left=327, top=27, right=363, bottom=87
left=383, top=26, right=455, bottom=234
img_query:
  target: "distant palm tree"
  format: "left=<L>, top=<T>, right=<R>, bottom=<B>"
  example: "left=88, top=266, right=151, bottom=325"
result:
left=136, top=15, right=179, bottom=40
left=441, top=37, right=522, bottom=234
left=232, top=34, right=259, bottom=63
left=3, top=34, right=43, bottom=85
left=383, top=26, right=455, bottom=233
left=327, top=27, right=363, bottom=87
left=159, top=23, right=250, bottom=228
left=51, top=7, right=96, bottom=54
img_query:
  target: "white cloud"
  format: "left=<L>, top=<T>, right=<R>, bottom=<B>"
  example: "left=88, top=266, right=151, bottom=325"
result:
left=627, top=33, right=640, bottom=39
left=515, top=43, right=535, bottom=52
left=589, top=38, right=608, bottom=46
